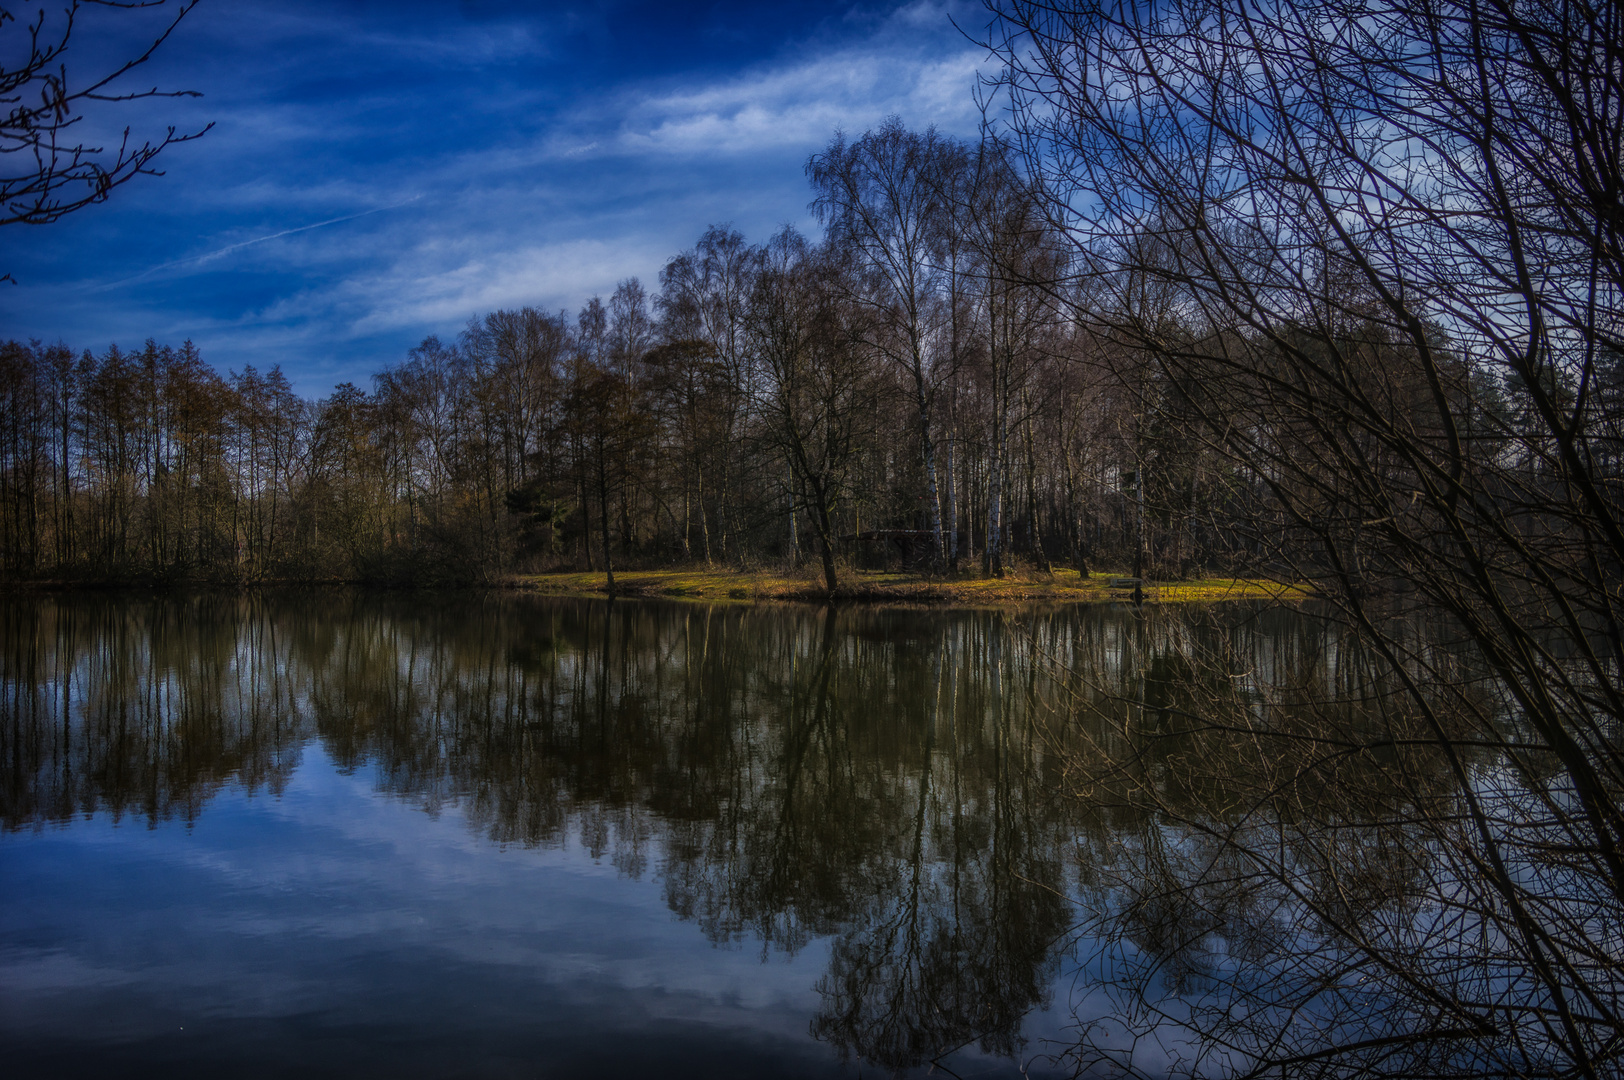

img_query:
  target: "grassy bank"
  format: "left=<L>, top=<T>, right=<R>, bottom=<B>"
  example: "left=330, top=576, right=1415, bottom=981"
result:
left=515, top=567, right=1307, bottom=605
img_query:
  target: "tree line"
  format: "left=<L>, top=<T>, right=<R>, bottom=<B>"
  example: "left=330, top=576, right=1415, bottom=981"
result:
left=2, top=119, right=1607, bottom=588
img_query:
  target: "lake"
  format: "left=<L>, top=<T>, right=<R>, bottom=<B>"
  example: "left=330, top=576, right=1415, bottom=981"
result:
left=0, top=593, right=1393, bottom=1078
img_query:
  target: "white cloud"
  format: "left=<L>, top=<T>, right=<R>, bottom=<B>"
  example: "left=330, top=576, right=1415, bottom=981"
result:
left=606, top=27, right=993, bottom=158
left=1, top=0, right=1000, bottom=396
left=346, top=236, right=673, bottom=333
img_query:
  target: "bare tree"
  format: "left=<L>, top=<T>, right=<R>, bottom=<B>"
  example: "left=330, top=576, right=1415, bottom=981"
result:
left=1, top=0, right=210, bottom=262
left=986, top=0, right=1624, bottom=1074
left=746, top=228, right=881, bottom=593
left=961, top=139, right=1068, bottom=576
left=657, top=227, right=755, bottom=561
left=809, top=120, right=965, bottom=570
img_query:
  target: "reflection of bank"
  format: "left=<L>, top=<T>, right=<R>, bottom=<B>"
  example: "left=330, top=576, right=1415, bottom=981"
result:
left=0, top=593, right=1365, bottom=1075
left=637, top=604, right=1082, bottom=1069
left=0, top=592, right=313, bottom=828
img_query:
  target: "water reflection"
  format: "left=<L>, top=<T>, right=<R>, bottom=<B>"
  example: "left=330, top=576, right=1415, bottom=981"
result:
left=1, top=593, right=1385, bottom=1074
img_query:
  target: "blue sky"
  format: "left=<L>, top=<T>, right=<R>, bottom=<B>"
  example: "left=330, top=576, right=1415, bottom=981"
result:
left=3, top=0, right=995, bottom=395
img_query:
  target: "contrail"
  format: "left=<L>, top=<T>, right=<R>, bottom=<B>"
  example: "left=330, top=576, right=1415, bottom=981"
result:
left=93, top=196, right=424, bottom=291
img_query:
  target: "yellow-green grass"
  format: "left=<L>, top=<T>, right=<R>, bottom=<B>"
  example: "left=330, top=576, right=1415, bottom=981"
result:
left=514, top=567, right=1308, bottom=606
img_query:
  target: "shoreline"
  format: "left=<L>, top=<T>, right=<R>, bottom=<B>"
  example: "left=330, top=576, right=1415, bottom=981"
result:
left=512, top=568, right=1307, bottom=606
left=0, top=568, right=1309, bottom=606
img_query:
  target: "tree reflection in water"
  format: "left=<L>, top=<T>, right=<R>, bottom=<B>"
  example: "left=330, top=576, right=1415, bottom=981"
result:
left=0, top=594, right=1550, bottom=1076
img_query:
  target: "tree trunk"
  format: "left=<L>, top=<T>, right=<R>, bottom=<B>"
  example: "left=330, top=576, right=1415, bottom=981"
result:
left=597, top=446, right=614, bottom=596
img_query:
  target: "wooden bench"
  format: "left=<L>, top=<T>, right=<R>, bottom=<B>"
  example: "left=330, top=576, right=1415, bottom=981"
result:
left=1107, top=577, right=1142, bottom=590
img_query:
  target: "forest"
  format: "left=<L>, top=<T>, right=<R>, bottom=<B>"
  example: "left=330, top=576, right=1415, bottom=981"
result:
left=0, top=130, right=1263, bottom=588
left=3, top=117, right=1615, bottom=590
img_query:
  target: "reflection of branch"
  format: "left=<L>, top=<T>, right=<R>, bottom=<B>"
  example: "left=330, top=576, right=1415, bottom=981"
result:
left=1042, top=598, right=1617, bottom=1076
left=759, top=606, right=838, bottom=927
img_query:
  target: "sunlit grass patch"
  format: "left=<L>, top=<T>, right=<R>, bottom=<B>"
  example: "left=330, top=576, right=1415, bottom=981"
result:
left=515, top=566, right=1307, bottom=606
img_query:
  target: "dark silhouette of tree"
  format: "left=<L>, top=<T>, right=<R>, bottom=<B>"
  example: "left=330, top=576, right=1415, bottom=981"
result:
left=657, top=227, right=754, bottom=563
left=747, top=228, right=881, bottom=593
left=809, top=120, right=965, bottom=570
left=984, top=0, right=1624, bottom=1073
left=1, top=0, right=210, bottom=274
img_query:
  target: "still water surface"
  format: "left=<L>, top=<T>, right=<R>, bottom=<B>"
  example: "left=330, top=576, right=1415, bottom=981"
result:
left=0, top=593, right=1324, bottom=1078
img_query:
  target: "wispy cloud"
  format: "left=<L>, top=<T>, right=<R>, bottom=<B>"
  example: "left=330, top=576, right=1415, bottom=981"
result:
left=604, top=8, right=992, bottom=157
left=346, top=236, right=674, bottom=333
left=93, top=197, right=425, bottom=291
left=2, top=0, right=995, bottom=396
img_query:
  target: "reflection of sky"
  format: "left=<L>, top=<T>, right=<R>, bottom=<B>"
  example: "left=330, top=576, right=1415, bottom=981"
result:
left=3, top=0, right=993, bottom=395
left=0, top=740, right=1070, bottom=1078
